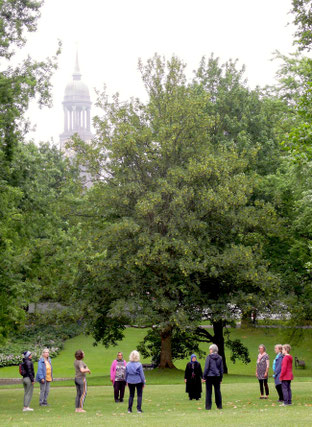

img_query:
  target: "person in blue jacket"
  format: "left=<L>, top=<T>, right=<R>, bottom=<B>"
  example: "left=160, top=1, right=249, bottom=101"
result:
left=125, top=350, right=146, bottom=413
left=35, top=348, right=53, bottom=406
left=273, top=344, right=284, bottom=402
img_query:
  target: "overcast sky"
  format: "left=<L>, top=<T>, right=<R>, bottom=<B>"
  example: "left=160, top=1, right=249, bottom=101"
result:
left=23, top=0, right=296, bottom=145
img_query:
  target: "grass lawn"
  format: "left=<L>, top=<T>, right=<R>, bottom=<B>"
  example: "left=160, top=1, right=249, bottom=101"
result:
left=1, top=382, right=312, bottom=426
left=1, top=326, right=312, bottom=384
left=1, top=326, right=312, bottom=425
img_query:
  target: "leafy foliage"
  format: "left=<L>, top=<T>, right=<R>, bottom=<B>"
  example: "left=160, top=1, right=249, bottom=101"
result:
left=137, top=328, right=205, bottom=366
left=0, top=320, right=81, bottom=368
left=69, top=54, right=281, bottom=370
left=291, top=0, right=312, bottom=51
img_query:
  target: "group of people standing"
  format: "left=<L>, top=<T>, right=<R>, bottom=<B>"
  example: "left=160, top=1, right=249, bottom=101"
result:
left=184, top=344, right=223, bottom=410
left=184, top=343, right=294, bottom=410
left=256, top=343, right=294, bottom=406
left=21, top=348, right=53, bottom=411
left=75, top=349, right=146, bottom=413
left=20, top=342, right=294, bottom=413
left=21, top=348, right=146, bottom=414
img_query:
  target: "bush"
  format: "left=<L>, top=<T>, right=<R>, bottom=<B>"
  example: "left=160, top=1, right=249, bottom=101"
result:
left=0, top=322, right=82, bottom=368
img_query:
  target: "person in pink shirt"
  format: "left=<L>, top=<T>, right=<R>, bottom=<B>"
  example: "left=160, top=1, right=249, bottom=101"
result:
left=110, top=352, right=127, bottom=402
left=279, top=344, right=294, bottom=406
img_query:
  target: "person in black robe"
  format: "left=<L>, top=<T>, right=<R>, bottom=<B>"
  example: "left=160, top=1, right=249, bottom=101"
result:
left=184, top=354, right=203, bottom=400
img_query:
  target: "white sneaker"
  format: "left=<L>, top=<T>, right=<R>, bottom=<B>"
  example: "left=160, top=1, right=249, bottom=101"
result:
left=23, top=407, right=34, bottom=411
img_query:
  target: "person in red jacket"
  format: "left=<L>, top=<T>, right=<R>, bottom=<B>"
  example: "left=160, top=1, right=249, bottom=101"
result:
left=279, top=344, right=294, bottom=406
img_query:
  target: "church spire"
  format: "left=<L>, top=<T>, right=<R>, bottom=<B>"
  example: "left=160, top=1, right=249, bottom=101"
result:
left=73, top=51, right=81, bottom=81
left=60, top=51, right=92, bottom=154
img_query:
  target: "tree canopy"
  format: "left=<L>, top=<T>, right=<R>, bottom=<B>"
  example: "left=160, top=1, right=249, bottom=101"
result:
left=68, top=55, right=282, bottom=369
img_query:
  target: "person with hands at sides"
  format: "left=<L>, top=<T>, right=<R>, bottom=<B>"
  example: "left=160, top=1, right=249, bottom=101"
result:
left=184, top=354, right=203, bottom=400
left=256, top=344, right=270, bottom=399
left=272, top=344, right=284, bottom=402
left=22, top=350, right=35, bottom=412
left=74, top=349, right=91, bottom=413
left=125, top=350, right=146, bottom=414
left=279, top=344, right=294, bottom=406
left=110, top=351, right=127, bottom=402
left=36, top=348, right=53, bottom=406
left=203, top=344, right=223, bottom=410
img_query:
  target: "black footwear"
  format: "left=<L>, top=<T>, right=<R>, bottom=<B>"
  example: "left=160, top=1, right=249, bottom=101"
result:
left=120, top=399, right=124, bottom=402
left=206, top=408, right=211, bottom=410
left=115, top=400, right=119, bottom=403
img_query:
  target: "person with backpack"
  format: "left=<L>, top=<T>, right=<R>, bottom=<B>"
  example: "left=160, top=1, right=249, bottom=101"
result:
left=110, top=352, right=127, bottom=402
left=203, top=344, right=223, bottom=410
left=35, top=348, right=53, bottom=406
left=21, top=351, right=35, bottom=412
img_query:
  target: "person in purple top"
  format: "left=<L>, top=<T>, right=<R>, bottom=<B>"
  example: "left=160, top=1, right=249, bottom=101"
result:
left=125, top=350, right=146, bottom=413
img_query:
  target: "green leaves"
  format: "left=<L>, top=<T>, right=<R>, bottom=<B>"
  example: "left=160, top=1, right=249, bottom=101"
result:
left=67, top=54, right=282, bottom=368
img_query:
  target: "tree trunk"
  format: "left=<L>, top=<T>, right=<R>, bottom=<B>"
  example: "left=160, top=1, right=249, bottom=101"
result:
left=241, top=309, right=257, bottom=327
left=159, top=327, right=175, bottom=368
left=212, top=320, right=228, bottom=374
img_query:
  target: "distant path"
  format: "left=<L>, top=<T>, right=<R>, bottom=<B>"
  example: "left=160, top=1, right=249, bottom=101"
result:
left=0, top=378, right=72, bottom=385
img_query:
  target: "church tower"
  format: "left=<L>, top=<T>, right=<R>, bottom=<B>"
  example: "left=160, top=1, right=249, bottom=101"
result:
left=60, top=52, right=93, bottom=154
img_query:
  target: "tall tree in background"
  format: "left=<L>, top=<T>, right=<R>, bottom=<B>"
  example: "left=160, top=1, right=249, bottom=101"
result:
left=291, top=0, right=312, bottom=51
left=0, top=0, right=62, bottom=342
left=70, top=55, right=280, bottom=370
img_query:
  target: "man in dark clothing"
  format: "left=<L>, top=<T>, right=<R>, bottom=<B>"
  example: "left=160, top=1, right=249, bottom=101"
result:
left=203, top=344, right=223, bottom=410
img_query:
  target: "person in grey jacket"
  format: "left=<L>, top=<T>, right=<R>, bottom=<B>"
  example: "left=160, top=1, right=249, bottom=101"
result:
left=125, top=350, right=146, bottom=413
left=273, top=344, right=284, bottom=402
left=203, top=344, right=223, bottom=410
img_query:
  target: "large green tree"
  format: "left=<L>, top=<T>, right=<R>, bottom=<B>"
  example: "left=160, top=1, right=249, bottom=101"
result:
left=70, top=55, right=280, bottom=370
left=0, top=0, right=62, bottom=341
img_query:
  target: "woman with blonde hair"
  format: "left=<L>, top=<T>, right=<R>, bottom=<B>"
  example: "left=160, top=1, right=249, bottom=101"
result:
left=273, top=344, right=284, bottom=402
left=280, top=344, right=294, bottom=406
left=125, top=350, right=146, bottom=413
left=35, top=348, right=53, bottom=406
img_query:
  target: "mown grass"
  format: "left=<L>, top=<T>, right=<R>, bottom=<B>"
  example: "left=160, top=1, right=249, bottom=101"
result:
left=1, top=327, right=312, bottom=425
left=1, top=326, right=312, bottom=385
left=1, top=382, right=312, bottom=426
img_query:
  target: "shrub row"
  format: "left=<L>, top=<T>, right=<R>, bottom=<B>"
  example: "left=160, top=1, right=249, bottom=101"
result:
left=0, top=323, right=81, bottom=368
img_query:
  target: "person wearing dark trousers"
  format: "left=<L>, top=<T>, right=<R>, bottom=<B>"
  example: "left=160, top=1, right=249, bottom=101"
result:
left=22, top=351, right=35, bottom=412
left=273, top=344, right=284, bottom=402
left=110, top=352, right=127, bottom=402
left=74, top=350, right=91, bottom=413
left=203, top=344, right=223, bottom=410
left=256, top=344, right=269, bottom=399
left=125, top=350, right=145, bottom=414
left=279, top=344, right=294, bottom=406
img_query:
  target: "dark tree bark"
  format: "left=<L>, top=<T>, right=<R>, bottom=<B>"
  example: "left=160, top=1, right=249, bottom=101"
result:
left=212, top=320, right=228, bottom=374
left=159, top=326, right=175, bottom=368
left=241, top=309, right=257, bottom=328
left=195, top=321, right=228, bottom=374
